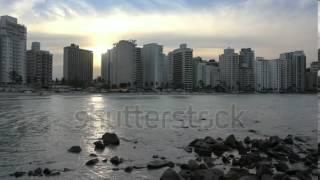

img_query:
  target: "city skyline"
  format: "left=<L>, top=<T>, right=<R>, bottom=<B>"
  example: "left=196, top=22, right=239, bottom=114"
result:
left=0, top=0, right=317, bottom=79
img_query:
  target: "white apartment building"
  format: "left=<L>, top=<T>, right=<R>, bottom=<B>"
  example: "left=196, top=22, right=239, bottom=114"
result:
left=172, top=44, right=193, bottom=90
left=219, top=48, right=239, bottom=92
left=101, top=40, right=143, bottom=88
left=142, top=43, right=165, bottom=88
left=0, top=16, right=27, bottom=84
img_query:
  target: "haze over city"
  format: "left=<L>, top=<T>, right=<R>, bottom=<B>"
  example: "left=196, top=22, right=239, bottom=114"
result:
left=0, top=0, right=317, bottom=78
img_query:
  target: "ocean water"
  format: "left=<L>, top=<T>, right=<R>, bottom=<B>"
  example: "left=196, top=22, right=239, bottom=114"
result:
left=0, top=94, right=317, bottom=179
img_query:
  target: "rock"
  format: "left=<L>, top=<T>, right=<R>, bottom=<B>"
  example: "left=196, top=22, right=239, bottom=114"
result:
left=274, top=162, right=289, bottom=172
left=124, top=166, right=133, bottom=173
left=160, top=168, right=182, bottom=180
left=28, top=170, right=33, bottom=176
left=294, top=136, right=306, bottom=143
left=192, top=169, right=224, bottom=180
left=94, top=141, right=105, bottom=150
left=102, top=132, right=120, bottom=146
left=199, top=163, right=208, bottom=169
left=261, top=174, right=273, bottom=180
left=194, top=146, right=212, bottom=157
left=284, top=135, right=294, bottom=144
left=268, top=136, right=281, bottom=147
left=112, top=168, right=120, bottom=171
left=312, top=169, right=320, bottom=176
left=184, top=146, right=192, bottom=153
left=63, top=168, right=71, bottom=172
left=89, top=153, right=98, bottom=157
left=179, top=170, right=193, bottom=179
left=244, top=136, right=251, bottom=144
left=34, top=168, right=43, bottom=176
left=203, top=157, right=215, bottom=168
left=256, top=163, right=273, bottom=177
left=68, top=146, right=82, bottom=153
left=153, top=155, right=159, bottom=159
left=238, top=175, right=259, bottom=180
left=43, top=168, right=51, bottom=176
left=272, top=173, right=290, bottom=180
left=224, top=168, right=249, bottom=180
left=188, top=160, right=199, bottom=170
left=147, top=160, right=172, bottom=169
left=224, top=134, right=238, bottom=148
left=102, top=158, right=108, bottom=163
left=10, top=172, right=26, bottom=178
left=86, top=158, right=99, bottom=166
left=110, top=156, right=123, bottom=165
left=49, top=170, right=60, bottom=176
left=222, top=156, right=230, bottom=164
left=204, top=136, right=217, bottom=144
left=212, top=142, right=230, bottom=156
left=236, top=141, right=247, bottom=155
left=248, top=129, right=257, bottom=133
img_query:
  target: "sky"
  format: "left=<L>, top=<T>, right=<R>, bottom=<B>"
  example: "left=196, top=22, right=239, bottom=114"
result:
left=0, top=0, right=317, bottom=79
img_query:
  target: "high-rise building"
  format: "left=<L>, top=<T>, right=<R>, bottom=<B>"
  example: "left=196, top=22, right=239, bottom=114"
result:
left=219, top=48, right=239, bottom=92
left=142, top=43, right=164, bottom=88
left=280, top=51, right=306, bottom=92
left=255, top=57, right=271, bottom=92
left=63, top=44, right=93, bottom=84
left=172, top=44, right=193, bottom=90
left=192, top=57, right=205, bottom=89
left=101, top=49, right=111, bottom=85
left=0, top=16, right=27, bottom=84
left=101, top=40, right=143, bottom=89
left=239, top=48, right=255, bottom=92
left=206, top=60, right=220, bottom=88
left=26, top=42, right=53, bottom=87
left=310, top=61, right=320, bottom=73
left=305, top=68, right=317, bottom=92
left=166, top=52, right=174, bottom=88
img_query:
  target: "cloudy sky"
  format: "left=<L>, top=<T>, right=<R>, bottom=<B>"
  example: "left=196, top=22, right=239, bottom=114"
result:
left=0, top=0, right=317, bottom=78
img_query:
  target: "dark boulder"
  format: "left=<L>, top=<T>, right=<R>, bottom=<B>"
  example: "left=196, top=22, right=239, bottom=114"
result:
left=238, top=175, right=259, bottom=180
left=211, top=142, right=229, bottom=156
left=224, top=134, right=238, bottom=148
left=147, top=160, right=172, bottom=169
left=85, top=158, right=99, bottom=166
left=274, top=162, right=289, bottom=172
left=43, top=168, right=51, bottom=176
left=94, top=141, right=105, bottom=150
left=102, top=132, right=120, bottom=146
left=124, top=166, right=133, bottom=173
left=10, top=172, right=26, bottom=178
left=256, top=163, right=273, bottom=177
left=89, top=153, right=97, bottom=157
left=68, top=146, right=82, bottom=153
left=110, top=156, right=123, bottom=165
left=284, top=135, right=294, bottom=145
left=268, top=136, right=281, bottom=148
left=34, top=168, right=43, bottom=176
left=244, top=136, right=251, bottom=144
left=224, top=168, right=250, bottom=180
left=187, top=160, right=200, bottom=170
left=160, top=168, right=182, bottom=180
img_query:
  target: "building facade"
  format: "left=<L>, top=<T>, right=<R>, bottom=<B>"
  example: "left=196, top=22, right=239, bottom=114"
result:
left=63, top=44, right=93, bottom=84
left=239, top=48, right=255, bottom=92
left=280, top=51, right=306, bottom=92
left=101, top=40, right=143, bottom=89
left=142, top=43, right=164, bottom=88
left=0, top=16, right=27, bottom=84
left=172, top=44, right=193, bottom=90
left=26, top=42, right=52, bottom=87
left=219, top=48, right=239, bottom=92
left=255, top=57, right=270, bottom=92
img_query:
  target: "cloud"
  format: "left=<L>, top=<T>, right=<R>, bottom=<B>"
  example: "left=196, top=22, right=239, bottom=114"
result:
left=0, top=0, right=317, bottom=78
